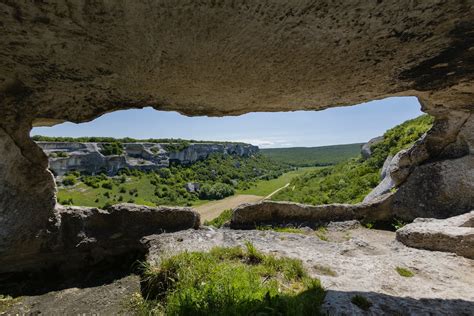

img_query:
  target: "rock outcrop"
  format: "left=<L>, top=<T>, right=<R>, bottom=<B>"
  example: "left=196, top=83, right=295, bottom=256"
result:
left=0, top=203, right=200, bottom=277
left=141, top=227, right=474, bottom=315
left=361, top=136, right=383, bottom=160
left=0, top=1, right=473, bottom=274
left=397, top=211, right=474, bottom=259
left=37, top=141, right=258, bottom=176
left=231, top=194, right=394, bottom=229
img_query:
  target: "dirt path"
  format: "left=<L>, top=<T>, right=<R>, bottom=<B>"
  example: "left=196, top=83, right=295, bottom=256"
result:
left=264, top=183, right=289, bottom=199
left=196, top=182, right=291, bottom=222
left=195, top=194, right=263, bottom=221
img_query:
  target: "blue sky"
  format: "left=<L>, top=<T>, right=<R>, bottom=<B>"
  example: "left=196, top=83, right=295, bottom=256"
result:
left=32, top=96, right=423, bottom=148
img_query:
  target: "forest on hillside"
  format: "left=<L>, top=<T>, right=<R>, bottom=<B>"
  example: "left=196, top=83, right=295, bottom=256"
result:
left=271, top=115, right=434, bottom=205
left=261, top=143, right=363, bottom=167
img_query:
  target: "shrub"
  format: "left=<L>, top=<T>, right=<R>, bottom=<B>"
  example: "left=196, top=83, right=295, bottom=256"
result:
left=62, top=175, right=76, bottom=186
left=199, top=183, right=234, bottom=200
left=60, top=198, right=74, bottom=205
left=101, top=181, right=113, bottom=190
left=100, top=142, right=123, bottom=156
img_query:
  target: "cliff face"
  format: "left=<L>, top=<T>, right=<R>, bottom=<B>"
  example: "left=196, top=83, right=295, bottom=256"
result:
left=37, top=142, right=259, bottom=176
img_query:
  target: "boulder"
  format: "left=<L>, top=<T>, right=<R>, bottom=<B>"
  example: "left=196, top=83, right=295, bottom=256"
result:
left=396, top=211, right=474, bottom=259
left=0, top=203, right=200, bottom=275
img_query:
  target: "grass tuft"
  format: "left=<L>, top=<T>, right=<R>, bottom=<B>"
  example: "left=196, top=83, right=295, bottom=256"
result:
left=313, top=264, right=337, bottom=277
left=204, top=209, right=233, bottom=228
left=134, top=243, right=325, bottom=315
left=395, top=267, right=414, bottom=277
left=0, top=295, right=19, bottom=313
left=351, top=295, right=373, bottom=311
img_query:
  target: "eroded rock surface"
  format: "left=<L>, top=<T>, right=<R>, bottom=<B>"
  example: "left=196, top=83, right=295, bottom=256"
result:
left=231, top=194, right=394, bottom=229
left=38, top=141, right=258, bottom=176
left=142, top=226, right=474, bottom=315
left=0, top=203, right=200, bottom=279
left=397, top=211, right=474, bottom=259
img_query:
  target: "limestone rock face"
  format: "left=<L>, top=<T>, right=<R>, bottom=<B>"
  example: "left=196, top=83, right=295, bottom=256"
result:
left=0, top=1, right=473, bottom=272
left=396, top=211, right=474, bottom=259
left=231, top=195, right=394, bottom=229
left=392, top=155, right=474, bottom=220
left=37, top=141, right=258, bottom=176
left=361, top=136, right=383, bottom=160
left=0, top=203, right=200, bottom=275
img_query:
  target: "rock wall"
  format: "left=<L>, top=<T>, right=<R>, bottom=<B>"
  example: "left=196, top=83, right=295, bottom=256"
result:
left=0, top=1, right=473, bottom=273
left=231, top=195, right=393, bottom=229
left=37, top=141, right=258, bottom=176
left=0, top=203, right=200, bottom=276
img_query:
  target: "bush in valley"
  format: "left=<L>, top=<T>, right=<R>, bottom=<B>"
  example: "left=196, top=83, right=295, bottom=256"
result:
left=272, top=115, right=434, bottom=205
left=199, top=183, right=235, bottom=200
left=133, top=243, right=325, bottom=315
left=101, top=181, right=113, bottom=190
left=99, top=142, right=123, bottom=156
left=62, top=175, right=77, bottom=186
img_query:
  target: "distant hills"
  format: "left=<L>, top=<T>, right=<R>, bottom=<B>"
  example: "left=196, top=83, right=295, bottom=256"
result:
left=261, top=143, right=363, bottom=167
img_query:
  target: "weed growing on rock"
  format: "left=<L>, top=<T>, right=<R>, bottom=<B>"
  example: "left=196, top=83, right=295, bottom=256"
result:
left=135, top=243, right=325, bottom=315
left=0, top=295, right=19, bottom=313
left=351, top=295, right=373, bottom=311
left=313, top=264, right=337, bottom=277
left=204, top=209, right=233, bottom=228
left=396, top=267, right=414, bottom=277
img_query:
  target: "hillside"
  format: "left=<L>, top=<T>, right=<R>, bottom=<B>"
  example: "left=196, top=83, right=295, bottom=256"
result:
left=271, top=115, right=434, bottom=205
left=261, top=143, right=363, bottom=167
left=57, top=152, right=291, bottom=208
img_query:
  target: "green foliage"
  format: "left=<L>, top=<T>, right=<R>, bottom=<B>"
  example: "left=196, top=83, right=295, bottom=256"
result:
left=272, top=115, right=434, bottom=205
left=50, top=151, right=69, bottom=158
left=57, top=153, right=290, bottom=208
left=199, top=182, right=234, bottom=200
left=59, top=197, right=74, bottom=205
left=135, top=244, right=325, bottom=315
left=392, top=217, right=407, bottom=230
left=204, top=209, right=233, bottom=228
left=395, top=267, right=414, bottom=277
left=163, top=141, right=190, bottom=152
left=101, top=181, right=113, bottom=190
left=62, top=175, right=77, bottom=186
left=351, top=295, right=373, bottom=311
left=100, top=142, right=123, bottom=156
left=261, top=143, right=363, bottom=167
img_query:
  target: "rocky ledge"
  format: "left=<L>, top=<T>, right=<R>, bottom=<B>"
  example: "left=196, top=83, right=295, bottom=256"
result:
left=37, top=141, right=258, bottom=176
left=397, top=210, right=474, bottom=259
left=140, top=226, right=474, bottom=315
left=0, top=203, right=200, bottom=293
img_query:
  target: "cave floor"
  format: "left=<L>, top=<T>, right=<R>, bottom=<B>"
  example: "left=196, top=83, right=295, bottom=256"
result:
left=4, top=224, right=474, bottom=315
